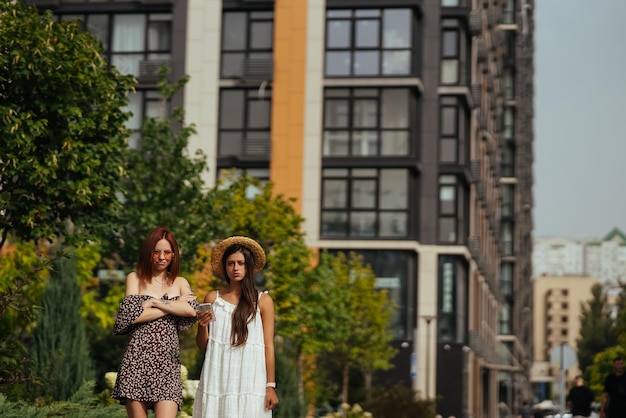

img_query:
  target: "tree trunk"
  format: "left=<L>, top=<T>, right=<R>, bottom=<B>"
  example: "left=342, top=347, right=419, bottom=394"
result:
left=342, top=363, right=350, bottom=406
left=363, top=368, right=372, bottom=401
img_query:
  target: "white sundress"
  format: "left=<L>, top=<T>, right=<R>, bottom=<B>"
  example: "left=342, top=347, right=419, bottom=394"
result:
left=193, top=291, right=271, bottom=418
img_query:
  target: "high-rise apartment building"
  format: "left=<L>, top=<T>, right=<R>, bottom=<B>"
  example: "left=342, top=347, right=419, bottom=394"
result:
left=27, top=1, right=535, bottom=417
left=534, top=228, right=626, bottom=287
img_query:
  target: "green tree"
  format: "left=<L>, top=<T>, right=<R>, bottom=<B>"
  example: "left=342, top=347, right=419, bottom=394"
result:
left=0, top=2, right=135, bottom=249
left=304, top=251, right=396, bottom=405
left=198, top=172, right=312, bottom=322
left=586, top=346, right=625, bottom=400
left=31, top=253, right=94, bottom=400
left=113, top=70, right=229, bottom=272
left=0, top=238, right=51, bottom=396
left=577, top=284, right=618, bottom=374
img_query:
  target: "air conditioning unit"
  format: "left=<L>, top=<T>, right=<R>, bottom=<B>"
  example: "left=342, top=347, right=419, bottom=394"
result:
left=139, top=59, right=171, bottom=83
left=471, top=83, right=482, bottom=108
left=478, top=109, right=488, bottom=130
left=470, top=159, right=481, bottom=183
left=476, top=38, right=487, bottom=62
left=469, top=10, right=483, bottom=35
left=240, top=57, right=274, bottom=82
left=468, top=236, right=481, bottom=258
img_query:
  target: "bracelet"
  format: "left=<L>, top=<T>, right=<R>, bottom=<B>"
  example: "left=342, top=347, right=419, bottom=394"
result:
left=266, top=382, right=276, bottom=388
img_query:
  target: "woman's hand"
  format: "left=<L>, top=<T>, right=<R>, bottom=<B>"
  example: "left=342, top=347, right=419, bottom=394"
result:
left=141, top=298, right=155, bottom=310
left=197, top=310, right=215, bottom=327
left=265, top=387, right=278, bottom=411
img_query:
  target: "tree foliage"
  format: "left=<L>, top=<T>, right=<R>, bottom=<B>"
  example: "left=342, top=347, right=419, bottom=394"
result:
left=191, top=172, right=312, bottom=324
left=0, top=237, right=51, bottom=394
left=577, top=284, right=618, bottom=374
left=586, top=346, right=625, bottom=400
left=31, top=253, right=94, bottom=401
left=303, top=251, right=397, bottom=404
left=0, top=381, right=126, bottom=418
left=112, top=70, right=229, bottom=272
left=0, top=2, right=135, bottom=249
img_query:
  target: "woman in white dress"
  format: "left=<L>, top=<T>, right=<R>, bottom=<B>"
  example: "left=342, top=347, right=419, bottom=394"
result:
left=193, top=236, right=279, bottom=417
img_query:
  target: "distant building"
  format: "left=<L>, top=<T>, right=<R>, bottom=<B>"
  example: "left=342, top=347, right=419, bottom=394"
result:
left=530, top=275, right=597, bottom=401
left=533, top=228, right=626, bottom=286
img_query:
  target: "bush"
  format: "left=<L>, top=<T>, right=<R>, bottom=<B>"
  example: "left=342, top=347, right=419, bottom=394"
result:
left=0, top=381, right=127, bottom=418
left=363, top=383, right=436, bottom=418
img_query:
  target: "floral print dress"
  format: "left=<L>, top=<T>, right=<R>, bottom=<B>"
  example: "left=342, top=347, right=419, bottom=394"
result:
left=112, top=294, right=198, bottom=410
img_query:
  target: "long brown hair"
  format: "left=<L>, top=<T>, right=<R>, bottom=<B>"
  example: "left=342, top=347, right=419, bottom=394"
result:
left=136, top=227, right=180, bottom=285
left=221, top=244, right=259, bottom=347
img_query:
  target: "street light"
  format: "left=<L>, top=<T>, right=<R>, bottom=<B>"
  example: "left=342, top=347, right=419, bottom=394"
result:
left=420, top=315, right=436, bottom=398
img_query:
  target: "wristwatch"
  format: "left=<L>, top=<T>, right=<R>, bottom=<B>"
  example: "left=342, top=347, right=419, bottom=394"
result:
left=266, top=382, right=277, bottom=389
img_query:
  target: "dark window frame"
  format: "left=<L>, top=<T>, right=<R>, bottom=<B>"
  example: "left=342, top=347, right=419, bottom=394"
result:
left=438, top=174, right=467, bottom=244
left=323, top=87, right=418, bottom=158
left=324, top=8, right=418, bottom=78
left=217, top=88, right=273, bottom=171
left=220, top=10, right=274, bottom=79
left=320, top=167, right=413, bottom=239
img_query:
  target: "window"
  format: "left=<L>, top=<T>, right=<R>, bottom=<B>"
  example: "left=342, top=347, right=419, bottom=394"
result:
left=501, top=141, right=515, bottom=177
left=57, top=12, right=172, bottom=144
left=499, top=301, right=511, bottom=335
left=125, top=90, right=167, bottom=149
left=218, top=89, right=272, bottom=165
left=440, top=19, right=466, bottom=85
left=503, top=67, right=515, bottom=101
left=501, top=184, right=515, bottom=218
left=324, top=88, right=415, bottom=157
left=500, top=262, right=513, bottom=296
left=59, top=13, right=172, bottom=78
left=217, top=168, right=270, bottom=185
left=221, top=11, right=274, bottom=78
left=503, top=0, right=516, bottom=25
left=562, top=289, right=568, bottom=296
left=438, top=256, right=467, bottom=342
left=325, top=9, right=415, bottom=77
left=503, top=106, right=515, bottom=141
left=504, top=31, right=516, bottom=65
left=439, top=96, right=469, bottom=164
left=501, top=220, right=514, bottom=256
left=321, top=168, right=410, bottom=238
left=438, top=175, right=467, bottom=243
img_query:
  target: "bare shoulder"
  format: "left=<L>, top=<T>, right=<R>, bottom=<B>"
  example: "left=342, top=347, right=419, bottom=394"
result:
left=174, top=276, right=192, bottom=292
left=259, top=291, right=274, bottom=309
left=203, top=289, right=218, bottom=304
left=125, top=272, right=140, bottom=295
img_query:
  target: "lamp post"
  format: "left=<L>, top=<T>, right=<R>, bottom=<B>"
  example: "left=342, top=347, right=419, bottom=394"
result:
left=421, top=315, right=436, bottom=398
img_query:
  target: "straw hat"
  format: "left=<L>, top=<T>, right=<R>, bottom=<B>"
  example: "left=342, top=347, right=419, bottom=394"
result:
left=211, top=236, right=266, bottom=278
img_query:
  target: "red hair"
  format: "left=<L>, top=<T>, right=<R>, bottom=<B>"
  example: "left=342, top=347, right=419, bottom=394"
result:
left=135, top=227, right=180, bottom=285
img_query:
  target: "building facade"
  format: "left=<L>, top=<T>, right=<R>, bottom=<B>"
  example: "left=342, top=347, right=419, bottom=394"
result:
left=534, top=228, right=626, bottom=287
left=531, top=275, right=598, bottom=402
left=28, top=0, right=535, bottom=417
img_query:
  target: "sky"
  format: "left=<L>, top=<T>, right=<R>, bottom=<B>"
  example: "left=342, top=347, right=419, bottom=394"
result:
left=533, top=0, right=626, bottom=239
